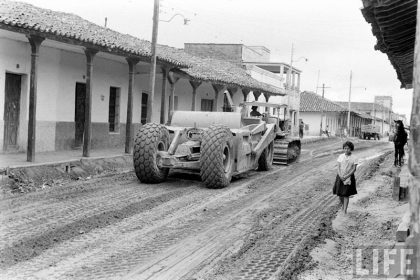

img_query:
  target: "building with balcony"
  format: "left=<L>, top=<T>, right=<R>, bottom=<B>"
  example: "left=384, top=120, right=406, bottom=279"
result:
left=184, top=43, right=302, bottom=134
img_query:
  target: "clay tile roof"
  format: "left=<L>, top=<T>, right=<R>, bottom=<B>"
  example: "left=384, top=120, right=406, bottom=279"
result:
left=361, top=0, right=417, bottom=89
left=0, top=0, right=285, bottom=95
left=168, top=48, right=285, bottom=95
left=300, top=91, right=346, bottom=112
left=0, top=0, right=188, bottom=67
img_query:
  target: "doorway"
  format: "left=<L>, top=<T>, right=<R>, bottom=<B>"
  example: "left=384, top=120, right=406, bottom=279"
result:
left=74, top=82, right=86, bottom=148
left=3, top=73, right=22, bottom=151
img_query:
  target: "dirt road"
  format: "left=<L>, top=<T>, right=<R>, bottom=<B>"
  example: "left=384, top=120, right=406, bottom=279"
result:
left=0, top=139, right=393, bottom=280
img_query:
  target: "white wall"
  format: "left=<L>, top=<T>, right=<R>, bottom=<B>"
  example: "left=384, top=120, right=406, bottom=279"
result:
left=0, top=33, right=155, bottom=151
left=300, top=112, right=342, bottom=136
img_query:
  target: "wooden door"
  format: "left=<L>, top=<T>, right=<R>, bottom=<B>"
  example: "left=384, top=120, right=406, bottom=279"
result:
left=75, top=83, right=86, bottom=148
left=3, top=73, right=21, bottom=151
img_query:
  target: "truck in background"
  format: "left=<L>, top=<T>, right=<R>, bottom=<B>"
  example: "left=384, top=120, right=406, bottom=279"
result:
left=361, top=124, right=381, bottom=140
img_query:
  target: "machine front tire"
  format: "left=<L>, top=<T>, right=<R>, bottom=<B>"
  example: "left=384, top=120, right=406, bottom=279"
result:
left=258, top=141, right=274, bottom=171
left=133, top=123, right=170, bottom=183
left=200, top=125, right=234, bottom=189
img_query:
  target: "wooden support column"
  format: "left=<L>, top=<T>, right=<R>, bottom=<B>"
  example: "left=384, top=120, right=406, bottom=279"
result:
left=408, top=7, right=420, bottom=268
left=160, top=67, right=169, bottom=124
left=125, top=57, right=139, bottom=154
left=189, top=81, right=202, bottom=111
left=167, top=72, right=180, bottom=124
left=83, top=48, right=98, bottom=157
left=263, top=92, right=271, bottom=112
left=227, top=87, right=238, bottom=98
left=242, top=89, right=250, bottom=102
left=226, top=87, right=237, bottom=111
left=212, top=84, right=225, bottom=112
left=253, top=90, right=261, bottom=101
left=26, top=35, right=45, bottom=162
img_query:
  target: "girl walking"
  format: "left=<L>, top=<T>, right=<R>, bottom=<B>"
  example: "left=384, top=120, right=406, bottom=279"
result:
left=333, top=141, right=358, bottom=214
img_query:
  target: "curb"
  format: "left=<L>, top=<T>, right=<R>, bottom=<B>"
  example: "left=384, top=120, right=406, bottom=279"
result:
left=300, top=136, right=337, bottom=144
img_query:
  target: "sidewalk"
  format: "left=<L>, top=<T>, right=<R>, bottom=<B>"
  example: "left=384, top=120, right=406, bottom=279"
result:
left=0, top=148, right=130, bottom=170
left=1, top=136, right=336, bottom=171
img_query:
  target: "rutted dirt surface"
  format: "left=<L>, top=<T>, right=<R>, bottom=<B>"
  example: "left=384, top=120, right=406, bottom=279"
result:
left=0, top=139, right=392, bottom=280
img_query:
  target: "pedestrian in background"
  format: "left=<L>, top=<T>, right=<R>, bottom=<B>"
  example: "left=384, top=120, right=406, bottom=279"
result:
left=333, top=141, right=358, bottom=214
left=299, top=121, right=304, bottom=139
left=393, top=120, right=408, bottom=167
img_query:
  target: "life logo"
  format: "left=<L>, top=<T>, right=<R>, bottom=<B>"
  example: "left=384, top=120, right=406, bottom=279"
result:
left=352, top=245, right=418, bottom=278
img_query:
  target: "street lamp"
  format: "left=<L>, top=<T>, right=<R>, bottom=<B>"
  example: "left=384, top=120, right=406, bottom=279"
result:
left=347, top=70, right=366, bottom=137
left=160, top=13, right=190, bottom=25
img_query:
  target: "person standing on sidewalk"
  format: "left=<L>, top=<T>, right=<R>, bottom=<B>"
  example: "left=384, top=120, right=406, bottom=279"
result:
left=299, top=121, right=304, bottom=139
left=333, top=141, right=358, bottom=214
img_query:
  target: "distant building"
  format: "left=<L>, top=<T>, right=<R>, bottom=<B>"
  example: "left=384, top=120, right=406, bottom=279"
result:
left=300, top=92, right=372, bottom=137
left=335, top=101, right=391, bottom=135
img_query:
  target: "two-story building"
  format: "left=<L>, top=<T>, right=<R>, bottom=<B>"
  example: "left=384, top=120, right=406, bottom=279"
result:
left=184, top=43, right=302, bottom=135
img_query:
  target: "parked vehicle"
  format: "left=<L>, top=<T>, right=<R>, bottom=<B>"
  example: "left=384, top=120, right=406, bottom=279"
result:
left=361, top=124, right=381, bottom=140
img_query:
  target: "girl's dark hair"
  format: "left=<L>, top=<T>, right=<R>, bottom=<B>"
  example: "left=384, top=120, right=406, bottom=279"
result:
left=343, top=141, right=354, bottom=151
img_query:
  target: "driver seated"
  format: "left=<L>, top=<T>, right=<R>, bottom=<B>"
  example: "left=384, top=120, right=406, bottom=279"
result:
left=250, top=106, right=262, bottom=117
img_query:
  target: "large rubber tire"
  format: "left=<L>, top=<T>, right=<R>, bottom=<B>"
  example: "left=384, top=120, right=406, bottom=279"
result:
left=200, top=125, right=234, bottom=189
left=258, top=141, right=274, bottom=171
left=133, top=123, right=170, bottom=183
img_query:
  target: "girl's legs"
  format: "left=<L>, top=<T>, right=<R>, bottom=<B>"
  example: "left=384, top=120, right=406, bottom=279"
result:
left=339, top=196, right=344, bottom=210
left=343, top=196, right=349, bottom=214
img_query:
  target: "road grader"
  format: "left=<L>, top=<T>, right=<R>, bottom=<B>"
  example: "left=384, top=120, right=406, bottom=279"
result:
left=133, top=102, right=300, bottom=188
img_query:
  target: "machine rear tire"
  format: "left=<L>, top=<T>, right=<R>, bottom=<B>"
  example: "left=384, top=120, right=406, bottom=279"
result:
left=200, top=125, right=234, bottom=188
left=133, top=123, right=170, bottom=183
left=258, top=141, right=274, bottom=171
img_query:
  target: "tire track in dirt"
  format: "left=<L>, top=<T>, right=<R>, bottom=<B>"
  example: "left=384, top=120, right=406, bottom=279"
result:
left=0, top=176, right=195, bottom=248
left=112, top=158, right=339, bottom=280
left=29, top=157, right=332, bottom=280
left=215, top=148, right=393, bottom=280
left=0, top=140, right=387, bottom=279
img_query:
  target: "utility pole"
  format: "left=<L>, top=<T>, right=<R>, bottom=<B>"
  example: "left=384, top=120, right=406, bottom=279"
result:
left=347, top=70, right=352, bottom=137
left=318, top=83, right=330, bottom=136
left=381, top=100, right=385, bottom=136
left=288, top=44, right=294, bottom=133
left=146, top=0, right=160, bottom=123
left=372, top=101, right=376, bottom=124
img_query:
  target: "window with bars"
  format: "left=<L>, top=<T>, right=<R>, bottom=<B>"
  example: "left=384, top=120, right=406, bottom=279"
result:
left=201, top=99, right=213, bottom=112
left=108, top=87, right=120, bottom=132
left=141, top=92, right=148, bottom=125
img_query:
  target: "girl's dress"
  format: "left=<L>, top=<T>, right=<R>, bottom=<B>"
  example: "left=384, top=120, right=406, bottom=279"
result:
left=333, top=153, right=358, bottom=197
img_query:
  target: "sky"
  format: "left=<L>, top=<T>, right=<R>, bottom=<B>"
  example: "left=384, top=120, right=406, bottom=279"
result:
left=19, top=0, right=414, bottom=122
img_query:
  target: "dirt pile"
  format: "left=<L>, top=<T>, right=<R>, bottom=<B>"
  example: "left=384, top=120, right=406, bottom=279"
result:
left=1, top=156, right=133, bottom=195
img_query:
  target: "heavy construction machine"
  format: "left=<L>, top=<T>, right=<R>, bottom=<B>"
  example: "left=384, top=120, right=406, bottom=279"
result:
left=133, top=102, right=301, bottom=189
left=241, top=101, right=301, bottom=165
left=133, top=110, right=275, bottom=189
